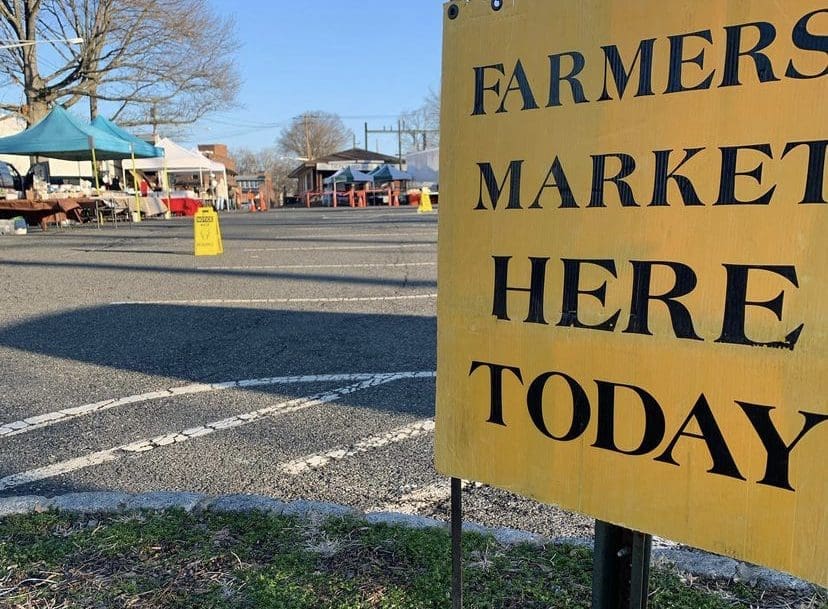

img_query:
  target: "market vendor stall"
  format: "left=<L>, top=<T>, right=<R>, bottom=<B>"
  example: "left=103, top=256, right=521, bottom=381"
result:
left=161, top=190, right=202, bottom=217
left=320, top=166, right=374, bottom=208
left=369, top=164, right=412, bottom=206
left=131, top=138, right=226, bottom=212
left=0, top=198, right=82, bottom=229
left=0, top=106, right=164, bottom=228
left=90, top=116, right=166, bottom=219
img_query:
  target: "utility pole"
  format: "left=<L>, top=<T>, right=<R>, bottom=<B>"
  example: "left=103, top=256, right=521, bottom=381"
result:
left=364, top=122, right=438, bottom=168
left=398, top=119, right=403, bottom=169
left=303, top=114, right=312, bottom=160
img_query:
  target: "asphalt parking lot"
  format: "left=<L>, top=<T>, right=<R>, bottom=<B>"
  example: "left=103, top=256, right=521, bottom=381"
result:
left=0, top=207, right=592, bottom=537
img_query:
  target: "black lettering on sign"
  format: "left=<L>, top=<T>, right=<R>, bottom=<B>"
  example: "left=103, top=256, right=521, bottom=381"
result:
left=665, top=30, right=716, bottom=94
left=471, top=9, right=826, bottom=114
left=717, top=264, right=804, bottom=350
left=472, top=63, right=505, bottom=115
left=654, top=394, right=746, bottom=481
left=715, top=144, right=777, bottom=205
left=737, top=403, right=828, bottom=491
left=474, top=139, right=824, bottom=210
left=492, top=256, right=549, bottom=324
left=469, top=360, right=524, bottom=426
left=490, top=257, right=807, bottom=350
left=473, top=363, right=827, bottom=491
left=497, top=60, right=540, bottom=113
left=782, top=140, right=828, bottom=204
left=786, top=9, right=828, bottom=80
left=648, top=148, right=705, bottom=206
left=476, top=161, right=524, bottom=210
left=547, top=52, right=589, bottom=107
left=531, top=157, right=578, bottom=209
left=588, top=154, right=638, bottom=207
left=557, top=259, right=621, bottom=332
left=623, top=260, right=703, bottom=341
left=592, top=380, right=666, bottom=455
left=721, top=21, right=780, bottom=87
left=526, top=371, right=591, bottom=441
left=598, top=38, right=657, bottom=101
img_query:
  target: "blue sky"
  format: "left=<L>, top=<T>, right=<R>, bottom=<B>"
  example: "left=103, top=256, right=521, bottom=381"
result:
left=184, top=1, right=445, bottom=154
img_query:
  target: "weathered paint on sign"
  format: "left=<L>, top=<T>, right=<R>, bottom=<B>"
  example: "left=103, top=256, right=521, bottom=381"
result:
left=436, top=0, right=827, bottom=585
left=194, top=207, right=223, bottom=256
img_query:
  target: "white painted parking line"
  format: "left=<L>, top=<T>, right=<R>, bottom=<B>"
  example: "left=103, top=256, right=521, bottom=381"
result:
left=0, top=371, right=436, bottom=439
left=196, top=262, right=437, bottom=271
left=0, top=374, right=431, bottom=492
left=109, top=294, right=437, bottom=306
left=356, top=212, right=437, bottom=219
left=244, top=244, right=435, bottom=252
left=279, top=419, right=435, bottom=475
left=370, top=480, right=471, bottom=515
left=253, top=231, right=436, bottom=238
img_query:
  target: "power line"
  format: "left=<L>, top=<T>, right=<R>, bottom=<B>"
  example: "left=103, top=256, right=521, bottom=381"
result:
left=204, top=112, right=404, bottom=131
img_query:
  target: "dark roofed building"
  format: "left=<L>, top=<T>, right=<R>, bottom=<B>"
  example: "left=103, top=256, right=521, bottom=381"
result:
left=289, top=148, right=402, bottom=200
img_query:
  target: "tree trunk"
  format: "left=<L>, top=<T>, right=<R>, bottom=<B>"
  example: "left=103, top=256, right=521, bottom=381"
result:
left=22, top=46, right=48, bottom=125
left=23, top=98, right=49, bottom=126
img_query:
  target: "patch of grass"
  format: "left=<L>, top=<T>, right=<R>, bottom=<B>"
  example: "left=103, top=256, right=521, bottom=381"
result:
left=0, top=510, right=824, bottom=608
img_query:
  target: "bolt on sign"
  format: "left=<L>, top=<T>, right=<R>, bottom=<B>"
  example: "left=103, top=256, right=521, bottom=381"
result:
left=435, top=0, right=827, bottom=586
left=194, top=207, right=223, bottom=256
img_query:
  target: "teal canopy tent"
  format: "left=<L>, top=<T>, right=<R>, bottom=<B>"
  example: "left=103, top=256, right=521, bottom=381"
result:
left=0, top=106, right=153, bottom=161
left=323, top=166, right=374, bottom=185
left=90, top=116, right=163, bottom=158
left=370, top=164, right=412, bottom=182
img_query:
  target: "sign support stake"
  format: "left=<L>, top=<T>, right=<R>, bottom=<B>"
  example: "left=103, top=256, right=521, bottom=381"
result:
left=592, top=521, right=652, bottom=609
left=451, top=477, right=463, bottom=609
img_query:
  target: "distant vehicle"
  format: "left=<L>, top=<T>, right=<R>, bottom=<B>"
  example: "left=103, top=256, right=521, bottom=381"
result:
left=0, top=160, right=23, bottom=192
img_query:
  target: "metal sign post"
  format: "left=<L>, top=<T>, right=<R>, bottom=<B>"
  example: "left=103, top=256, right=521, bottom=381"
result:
left=593, top=522, right=652, bottom=609
left=451, top=477, right=463, bottom=609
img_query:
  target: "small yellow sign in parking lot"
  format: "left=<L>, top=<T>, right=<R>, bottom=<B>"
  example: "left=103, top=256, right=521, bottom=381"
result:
left=418, top=187, right=434, bottom=214
left=194, top=207, right=223, bottom=256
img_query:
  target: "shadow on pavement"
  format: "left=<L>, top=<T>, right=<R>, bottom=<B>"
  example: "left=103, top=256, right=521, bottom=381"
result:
left=0, top=304, right=436, bottom=393
left=1, top=260, right=438, bottom=289
left=0, top=305, right=438, bottom=498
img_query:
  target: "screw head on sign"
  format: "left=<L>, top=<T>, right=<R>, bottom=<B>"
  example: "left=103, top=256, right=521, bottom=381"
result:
left=492, top=0, right=503, bottom=10
left=448, top=3, right=459, bottom=19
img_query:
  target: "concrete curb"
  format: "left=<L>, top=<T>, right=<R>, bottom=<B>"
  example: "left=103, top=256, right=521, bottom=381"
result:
left=0, top=492, right=815, bottom=592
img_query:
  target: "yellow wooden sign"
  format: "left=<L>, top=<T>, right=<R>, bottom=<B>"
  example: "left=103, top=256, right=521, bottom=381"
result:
left=436, top=0, right=827, bottom=585
left=194, top=207, right=223, bottom=256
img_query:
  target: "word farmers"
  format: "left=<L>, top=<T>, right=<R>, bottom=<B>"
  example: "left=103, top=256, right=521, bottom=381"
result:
left=471, top=9, right=826, bottom=115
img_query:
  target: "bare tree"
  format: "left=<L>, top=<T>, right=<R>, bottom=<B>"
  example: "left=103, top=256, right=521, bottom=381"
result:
left=424, top=87, right=440, bottom=142
left=399, top=88, right=440, bottom=153
left=0, top=0, right=239, bottom=128
left=277, top=112, right=352, bottom=161
left=232, top=147, right=260, bottom=175
left=267, top=156, right=298, bottom=197
left=232, top=146, right=297, bottom=196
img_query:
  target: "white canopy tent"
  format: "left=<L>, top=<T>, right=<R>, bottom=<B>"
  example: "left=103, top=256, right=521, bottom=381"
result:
left=130, top=137, right=226, bottom=195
